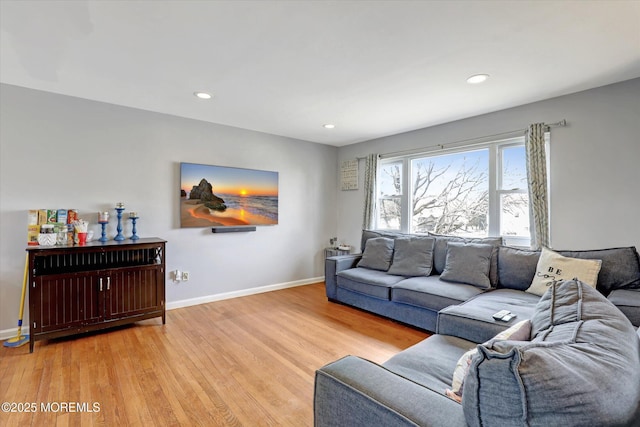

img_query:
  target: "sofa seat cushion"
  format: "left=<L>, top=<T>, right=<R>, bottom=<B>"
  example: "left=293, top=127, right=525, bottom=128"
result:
left=382, top=334, right=476, bottom=396
left=391, top=276, right=483, bottom=312
left=337, top=268, right=405, bottom=300
left=462, top=280, right=640, bottom=427
left=437, top=289, right=540, bottom=343
left=315, top=355, right=467, bottom=427
left=608, top=289, right=640, bottom=327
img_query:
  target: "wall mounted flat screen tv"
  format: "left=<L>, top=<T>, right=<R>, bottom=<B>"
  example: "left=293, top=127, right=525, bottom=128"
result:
left=180, top=162, right=278, bottom=228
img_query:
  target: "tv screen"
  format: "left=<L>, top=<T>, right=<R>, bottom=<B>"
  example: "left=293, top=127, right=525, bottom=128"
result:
left=180, top=162, right=278, bottom=228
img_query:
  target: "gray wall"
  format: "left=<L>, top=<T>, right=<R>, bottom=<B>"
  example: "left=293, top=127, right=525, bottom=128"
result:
left=337, top=78, right=640, bottom=252
left=0, top=84, right=338, bottom=333
left=3, top=78, right=639, bottom=333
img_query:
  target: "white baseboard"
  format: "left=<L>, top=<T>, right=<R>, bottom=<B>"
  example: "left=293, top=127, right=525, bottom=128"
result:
left=0, top=328, right=19, bottom=341
left=0, top=327, right=29, bottom=341
left=0, top=277, right=325, bottom=341
left=166, top=276, right=324, bottom=310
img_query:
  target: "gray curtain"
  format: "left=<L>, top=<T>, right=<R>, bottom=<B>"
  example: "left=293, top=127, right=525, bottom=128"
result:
left=525, top=123, right=549, bottom=249
left=362, top=154, right=379, bottom=230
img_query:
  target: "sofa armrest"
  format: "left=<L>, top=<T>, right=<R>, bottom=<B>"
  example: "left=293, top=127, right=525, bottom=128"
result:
left=314, top=356, right=465, bottom=427
left=324, top=254, right=361, bottom=299
left=608, top=288, right=640, bottom=327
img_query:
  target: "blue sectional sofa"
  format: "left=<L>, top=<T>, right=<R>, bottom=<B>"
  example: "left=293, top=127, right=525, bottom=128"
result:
left=324, top=230, right=640, bottom=337
left=315, top=280, right=640, bottom=426
left=316, top=230, right=640, bottom=426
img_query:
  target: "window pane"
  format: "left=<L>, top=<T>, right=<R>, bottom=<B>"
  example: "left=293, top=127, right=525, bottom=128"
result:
left=500, top=193, right=530, bottom=237
left=501, top=146, right=527, bottom=190
left=377, top=198, right=401, bottom=230
left=378, top=161, right=402, bottom=197
left=411, top=150, right=488, bottom=236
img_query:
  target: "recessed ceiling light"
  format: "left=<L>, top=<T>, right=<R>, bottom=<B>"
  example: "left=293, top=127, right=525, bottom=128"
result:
left=466, top=74, right=489, bottom=84
left=323, top=124, right=336, bottom=129
left=194, top=91, right=212, bottom=99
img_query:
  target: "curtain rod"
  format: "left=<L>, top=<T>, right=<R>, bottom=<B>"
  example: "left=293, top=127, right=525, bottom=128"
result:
left=356, top=119, right=567, bottom=160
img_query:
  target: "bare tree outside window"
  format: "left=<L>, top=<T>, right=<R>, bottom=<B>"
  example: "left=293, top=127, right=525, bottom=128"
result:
left=411, top=151, right=488, bottom=236
left=377, top=162, right=402, bottom=230
left=376, top=143, right=531, bottom=245
left=378, top=198, right=401, bottom=229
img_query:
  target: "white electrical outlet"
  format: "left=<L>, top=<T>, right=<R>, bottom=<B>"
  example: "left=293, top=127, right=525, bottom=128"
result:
left=182, top=271, right=190, bottom=281
left=174, top=270, right=182, bottom=281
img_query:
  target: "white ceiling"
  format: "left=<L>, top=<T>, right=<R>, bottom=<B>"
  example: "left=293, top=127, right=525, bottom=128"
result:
left=1, top=1, right=639, bottom=147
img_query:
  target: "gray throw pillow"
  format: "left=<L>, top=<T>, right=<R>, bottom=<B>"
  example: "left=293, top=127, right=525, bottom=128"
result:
left=497, top=246, right=541, bottom=291
left=440, top=242, right=493, bottom=289
left=387, top=237, right=435, bottom=276
left=357, top=237, right=394, bottom=271
left=429, top=232, right=502, bottom=285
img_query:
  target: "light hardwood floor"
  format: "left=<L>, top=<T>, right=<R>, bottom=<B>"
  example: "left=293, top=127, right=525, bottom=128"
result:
left=0, top=283, right=429, bottom=426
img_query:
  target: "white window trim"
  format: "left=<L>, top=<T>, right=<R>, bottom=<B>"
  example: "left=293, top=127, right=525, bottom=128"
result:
left=376, top=136, right=539, bottom=247
left=376, top=159, right=406, bottom=231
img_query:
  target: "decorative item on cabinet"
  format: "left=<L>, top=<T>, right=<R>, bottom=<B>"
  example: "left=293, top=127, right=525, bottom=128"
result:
left=114, top=203, right=125, bottom=241
left=98, top=211, right=109, bottom=242
left=325, top=247, right=350, bottom=258
left=37, top=225, right=56, bottom=246
left=129, top=212, right=140, bottom=240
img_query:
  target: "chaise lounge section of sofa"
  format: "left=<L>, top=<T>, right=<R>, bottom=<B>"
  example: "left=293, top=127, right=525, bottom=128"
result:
left=315, top=280, right=640, bottom=426
left=318, top=230, right=640, bottom=426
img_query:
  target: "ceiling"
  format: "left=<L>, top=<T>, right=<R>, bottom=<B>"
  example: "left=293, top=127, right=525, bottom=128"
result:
left=1, top=1, right=639, bottom=147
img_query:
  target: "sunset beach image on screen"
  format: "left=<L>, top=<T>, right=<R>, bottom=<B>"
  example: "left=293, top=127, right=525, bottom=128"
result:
left=180, top=162, right=278, bottom=228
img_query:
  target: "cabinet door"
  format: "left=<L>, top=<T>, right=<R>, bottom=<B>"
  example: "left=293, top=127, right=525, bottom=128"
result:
left=104, top=265, right=163, bottom=320
left=31, top=273, right=104, bottom=334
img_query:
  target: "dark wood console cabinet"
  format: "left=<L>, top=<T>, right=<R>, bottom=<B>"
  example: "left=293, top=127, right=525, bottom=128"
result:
left=27, top=238, right=166, bottom=352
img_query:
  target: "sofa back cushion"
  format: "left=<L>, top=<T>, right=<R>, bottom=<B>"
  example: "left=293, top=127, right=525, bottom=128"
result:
left=497, top=245, right=640, bottom=295
left=462, top=280, right=640, bottom=427
left=560, top=247, right=640, bottom=294
left=360, top=230, right=503, bottom=284
left=526, top=247, right=602, bottom=296
left=361, top=229, right=415, bottom=253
